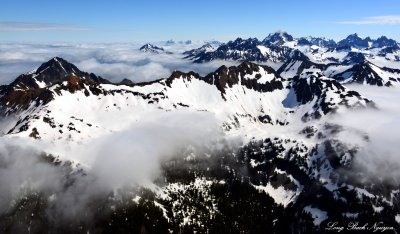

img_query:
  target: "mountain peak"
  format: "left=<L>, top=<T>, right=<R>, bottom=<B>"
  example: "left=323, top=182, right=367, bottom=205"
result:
left=119, top=78, right=134, bottom=85
left=263, top=31, right=294, bottom=45
left=373, top=36, right=398, bottom=48
left=36, top=57, right=79, bottom=75
left=348, top=33, right=359, bottom=38
left=139, top=43, right=165, bottom=53
left=6, top=57, right=110, bottom=93
left=139, top=43, right=172, bottom=54
left=182, top=43, right=216, bottom=59
left=338, top=34, right=371, bottom=48
left=7, top=57, right=83, bottom=91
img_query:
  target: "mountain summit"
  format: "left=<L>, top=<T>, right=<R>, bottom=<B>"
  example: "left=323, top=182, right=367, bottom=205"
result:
left=140, top=43, right=169, bottom=54
left=262, top=31, right=294, bottom=45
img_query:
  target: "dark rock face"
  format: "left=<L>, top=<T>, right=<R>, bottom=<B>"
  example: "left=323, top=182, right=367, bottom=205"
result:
left=192, top=38, right=263, bottom=63
left=118, top=78, right=134, bottom=85
left=291, top=72, right=370, bottom=120
left=379, top=45, right=400, bottom=54
left=190, top=37, right=295, bottom=63
left=202, top=61, right=284, bottom=94
left=9, top=57, right=80, bottom=90
left=308, top=37, right=337, bottom=48
left=333, top=62, right=386, bottom=86
left=373, top=36, right=398, bottom=48
left=297, top=37, right=311, bottom=46
left=164, top=61, right=285, bottom=96
left=343, top=52, right=367, bottom=65
left=337, top=33, right=372, bottom=48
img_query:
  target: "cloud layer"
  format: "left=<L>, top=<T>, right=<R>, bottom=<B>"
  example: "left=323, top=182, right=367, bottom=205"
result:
left=332, top=85, right=400, bottom=183
left=0, top=41, right=234, bottom=85
left=337, top=15, right=400, bottom=25
left=0, top=110, right=228, bottom=220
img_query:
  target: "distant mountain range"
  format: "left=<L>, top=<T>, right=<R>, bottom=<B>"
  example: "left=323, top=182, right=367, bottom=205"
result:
left=181, top=31, right=400, bottom=87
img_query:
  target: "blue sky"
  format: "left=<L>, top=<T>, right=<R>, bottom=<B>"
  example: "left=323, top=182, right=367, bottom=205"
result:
left=1, top=0, right=400, bottom=42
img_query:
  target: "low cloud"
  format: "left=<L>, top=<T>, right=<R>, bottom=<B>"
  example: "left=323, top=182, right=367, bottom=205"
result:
left=76, top=110, right=224, bottom=189
left=337, top=15, right=400, bottom=25
left=0, top=42, right=234, bottom=85
left=331, top=85, right=400, bottom=183
left=0, top=110, right=230, bottom=221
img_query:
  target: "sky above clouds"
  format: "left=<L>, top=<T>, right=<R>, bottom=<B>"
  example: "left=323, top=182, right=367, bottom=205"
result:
left=0, top=0, right=400, bottom=42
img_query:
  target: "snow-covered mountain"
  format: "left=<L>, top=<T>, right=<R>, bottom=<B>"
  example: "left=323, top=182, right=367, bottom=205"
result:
left=0, top=58, right=370, bottom=141
left=183, top=31, right=400, bottom=87
left=337, top=33, right=372, bottom=48
left=262, top=31, right=294, bottom=46
left=182, top=43, right=216, bottom=60
left=186, top=37, right=293, bottom=64
left=139, top=43, right=171, bottom=54
left=1, top=57, right=399, bottom=232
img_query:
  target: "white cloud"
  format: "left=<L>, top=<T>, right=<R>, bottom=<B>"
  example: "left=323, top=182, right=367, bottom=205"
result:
left=0, top=41, right=235, bottom=84
left=337, top=15, right=400, bottom=25
left=331, top=85, right=400, bottom=183
left=0, top=110, right=229, bottom=221
left=0, top=21, right=88, bottom=31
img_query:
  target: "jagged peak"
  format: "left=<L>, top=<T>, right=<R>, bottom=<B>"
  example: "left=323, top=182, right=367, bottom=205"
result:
left=140, top=43, right=164, bottom=50
left=169, top=70, right=200, bottom=79
left=230, top=37, right=259, bottom=44
left=118, top=78, right=134, bottom=85
left=4, top=57, right=110, bottom=93
left=266, top=30, right=292, bottom=38
left=210, top=61, right=279, bottom=82
left=263, top=31, right=294, bottom=45
left=347, top=33, right=360, bottom=38
left=36, top=57, right=80, bottom=74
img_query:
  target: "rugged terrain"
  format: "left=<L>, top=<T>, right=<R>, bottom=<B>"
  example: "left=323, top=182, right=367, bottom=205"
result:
left=0, top=34, right=400, bottom=233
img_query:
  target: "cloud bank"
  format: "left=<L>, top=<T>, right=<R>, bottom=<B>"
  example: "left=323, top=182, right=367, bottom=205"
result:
left=0, top=41, right=234, bottom=85
left=332, top=85, right=400, bottom=184
left=0, top=110, right=230, bottom=221
left=337, top=15, right=400, bottom=25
